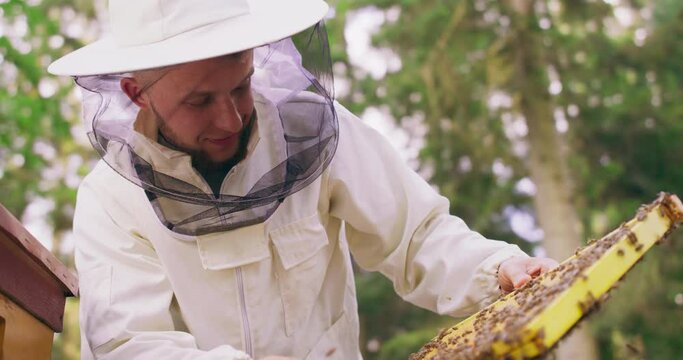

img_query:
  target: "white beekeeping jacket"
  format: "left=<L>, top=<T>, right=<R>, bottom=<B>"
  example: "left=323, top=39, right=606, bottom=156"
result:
left=73, top=97, right=527, bottom=360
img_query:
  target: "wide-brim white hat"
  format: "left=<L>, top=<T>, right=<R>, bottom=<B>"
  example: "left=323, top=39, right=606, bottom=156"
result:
left=48, top=0, right=329, bottom=76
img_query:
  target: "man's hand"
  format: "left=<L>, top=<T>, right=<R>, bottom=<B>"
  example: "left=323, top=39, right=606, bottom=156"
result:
left=497, top=256, right=559, bottom=293
left=258, top=357, right=297, bottom=360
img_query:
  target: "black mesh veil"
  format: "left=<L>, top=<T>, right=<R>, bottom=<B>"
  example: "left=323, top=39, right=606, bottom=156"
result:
left=75, top=22, right=338, bottom=236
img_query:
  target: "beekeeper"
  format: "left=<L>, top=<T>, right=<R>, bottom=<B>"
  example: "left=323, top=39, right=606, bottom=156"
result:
left=48, top=0, right=558, bottom=359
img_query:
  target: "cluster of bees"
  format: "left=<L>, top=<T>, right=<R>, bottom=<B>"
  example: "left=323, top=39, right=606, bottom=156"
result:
left=411, top=193, right=682, bottom=360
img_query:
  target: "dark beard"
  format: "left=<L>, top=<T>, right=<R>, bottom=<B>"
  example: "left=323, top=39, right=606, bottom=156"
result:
left=155, top=108, right=257, bottom=195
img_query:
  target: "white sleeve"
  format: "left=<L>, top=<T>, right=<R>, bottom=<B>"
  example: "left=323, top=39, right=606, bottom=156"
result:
left=328, top=105, right=528, bottom=317
left=73, top=179, right=251, bottom=360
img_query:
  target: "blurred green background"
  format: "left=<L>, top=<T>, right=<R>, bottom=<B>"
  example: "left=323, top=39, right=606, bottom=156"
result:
left=1, top=0, right=682, bottom=359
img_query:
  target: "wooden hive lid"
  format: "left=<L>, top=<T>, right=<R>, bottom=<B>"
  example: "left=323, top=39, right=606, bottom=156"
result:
left=0, top=202, right=78, bottom=332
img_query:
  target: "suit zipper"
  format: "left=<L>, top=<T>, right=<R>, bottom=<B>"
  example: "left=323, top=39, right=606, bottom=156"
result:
left=236, top=267, right=253, bottom=357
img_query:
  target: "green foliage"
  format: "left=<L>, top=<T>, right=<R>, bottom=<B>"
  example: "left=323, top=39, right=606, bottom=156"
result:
left=0, top=0, right=94, bottom=242
left=378, top=327, right=438, bottom=360
left=354, top=271, right=456, bottom=359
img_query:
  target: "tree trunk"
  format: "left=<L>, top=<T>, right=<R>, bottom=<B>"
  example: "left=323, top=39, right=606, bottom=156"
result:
left=508, top=1, right=599, bottom=359
left=521, top=75, right=600, bottom=360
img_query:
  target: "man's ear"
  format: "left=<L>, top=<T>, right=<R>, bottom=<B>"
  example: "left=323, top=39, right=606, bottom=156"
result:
left=120, top=77, right=149, bottom=108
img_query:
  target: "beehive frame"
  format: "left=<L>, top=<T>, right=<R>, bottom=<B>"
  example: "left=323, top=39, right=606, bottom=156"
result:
left=411, top=193, right=683, bottom=360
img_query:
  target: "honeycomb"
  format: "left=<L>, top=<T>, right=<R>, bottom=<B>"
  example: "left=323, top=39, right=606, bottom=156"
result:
left=411, top=193, right=683, bottom=360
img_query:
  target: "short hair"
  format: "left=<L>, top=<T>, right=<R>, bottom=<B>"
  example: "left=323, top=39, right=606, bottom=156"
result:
left=128, top=50, right=251, bottom=100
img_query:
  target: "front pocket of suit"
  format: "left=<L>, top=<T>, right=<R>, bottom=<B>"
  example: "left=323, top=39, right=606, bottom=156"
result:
left=79, top=264, right=114, bottom=352
left=269, top=213, right=332, bottom=336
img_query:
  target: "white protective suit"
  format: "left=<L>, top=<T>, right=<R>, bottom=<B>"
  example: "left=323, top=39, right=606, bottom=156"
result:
left=73, top=91, right=527, bottom=359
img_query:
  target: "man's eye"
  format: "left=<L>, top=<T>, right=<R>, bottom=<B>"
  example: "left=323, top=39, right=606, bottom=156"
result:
left=187, top=96, right=212, bottom=107
left=235, top=78, right=252, bottom=92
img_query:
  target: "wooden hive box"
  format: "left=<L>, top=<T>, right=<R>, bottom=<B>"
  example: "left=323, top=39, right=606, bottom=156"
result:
left=0, top=203, right=79, bottom=359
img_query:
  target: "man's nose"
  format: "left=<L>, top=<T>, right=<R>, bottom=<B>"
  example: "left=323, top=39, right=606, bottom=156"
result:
left=214, top=96, right=243, bottom=132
